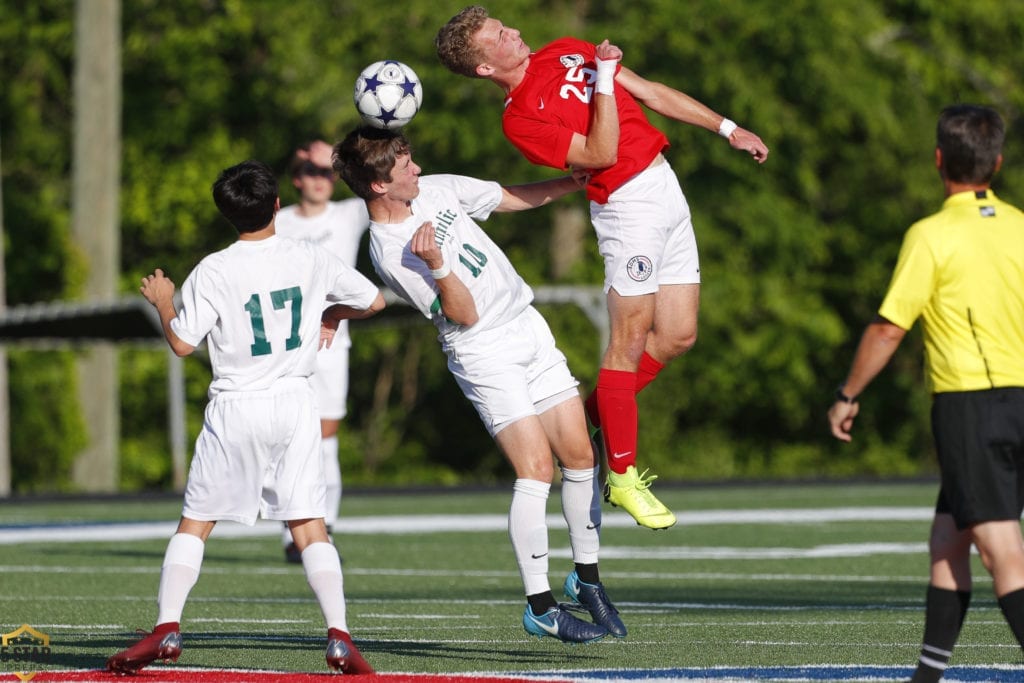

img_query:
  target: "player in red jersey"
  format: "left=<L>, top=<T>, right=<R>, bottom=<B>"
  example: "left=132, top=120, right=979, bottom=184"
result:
left=437, top=7, right=768, bottom=529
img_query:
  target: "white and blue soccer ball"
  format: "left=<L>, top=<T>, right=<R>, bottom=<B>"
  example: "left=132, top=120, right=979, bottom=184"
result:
left=353, top=60, right=423, bottom=130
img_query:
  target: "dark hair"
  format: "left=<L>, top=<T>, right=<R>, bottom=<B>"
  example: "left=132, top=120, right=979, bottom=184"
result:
left=436, top=5, right=490, bottom=78
left=288, top=141, right=334, bottom=179
left=211, top=160, right=279, bottom=233
left=333, top=126, right=412, bottom=200
left=936, top=104, right=1005, bottom=184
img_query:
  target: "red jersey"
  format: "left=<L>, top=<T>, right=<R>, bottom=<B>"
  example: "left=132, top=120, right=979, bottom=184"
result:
left=502, top=37, right=669, bottom=204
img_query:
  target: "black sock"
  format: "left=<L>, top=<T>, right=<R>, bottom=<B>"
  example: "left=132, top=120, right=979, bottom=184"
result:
left=575, top=563, right=600, bottom=585
left=997, top=587, right=1024, bottom=649
left=526, top=591, right=558, bottom=615
left=911, top=585, right=971, bottom=683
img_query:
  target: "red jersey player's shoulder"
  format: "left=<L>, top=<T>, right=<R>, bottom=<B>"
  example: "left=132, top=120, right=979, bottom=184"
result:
left=535, top=36, right=594, bottom=59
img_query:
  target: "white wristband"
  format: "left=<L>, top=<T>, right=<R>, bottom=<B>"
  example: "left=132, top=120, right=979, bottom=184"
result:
left=430, top=262, right=451, bottom=280
left=595, top=57, right=616, bottom=96
left=718, top=117, right=738, bottom=139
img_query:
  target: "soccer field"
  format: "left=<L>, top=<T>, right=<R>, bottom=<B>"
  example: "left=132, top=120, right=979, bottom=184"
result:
left=2, top=481, right=1023, bottom=682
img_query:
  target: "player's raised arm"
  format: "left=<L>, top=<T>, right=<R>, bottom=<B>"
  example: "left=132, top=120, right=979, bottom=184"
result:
left=496, top=173, right=586, bottom=213
left=140, top=269, right=195, bottom=357
left=564, top=40, right=622, bottom=170
left=615, top=65, right=768, bottom=163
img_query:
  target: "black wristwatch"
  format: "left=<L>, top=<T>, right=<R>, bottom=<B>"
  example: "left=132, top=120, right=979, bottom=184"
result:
left=834, top=384, right=857, bottom=404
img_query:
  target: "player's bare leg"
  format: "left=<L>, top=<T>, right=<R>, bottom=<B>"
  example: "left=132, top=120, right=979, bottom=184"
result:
left=646, top=283, right=699, bottom=364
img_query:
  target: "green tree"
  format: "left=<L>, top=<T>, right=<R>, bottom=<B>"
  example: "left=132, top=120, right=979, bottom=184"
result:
left=4, top=0, right=1024, bottom=491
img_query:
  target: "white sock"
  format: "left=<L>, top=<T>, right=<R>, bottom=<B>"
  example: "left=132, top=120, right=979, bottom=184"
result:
left=156, top=533, right=205, bottom=624
left=302, top=541, right=347, bottom=632
left=509, top=478, right=551, bottom=597
left=560, top=466, right=601, bottom=565
left=322, top=435, right=341, bottom=528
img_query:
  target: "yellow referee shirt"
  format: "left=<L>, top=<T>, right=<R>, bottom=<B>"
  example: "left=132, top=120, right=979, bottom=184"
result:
left=878, top=189, right=1024, bottom=393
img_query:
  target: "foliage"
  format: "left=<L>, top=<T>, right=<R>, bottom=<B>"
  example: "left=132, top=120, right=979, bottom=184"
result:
left=2, top=0, right=1024, bottom=490
left=7, top=350, right=87, bottom=493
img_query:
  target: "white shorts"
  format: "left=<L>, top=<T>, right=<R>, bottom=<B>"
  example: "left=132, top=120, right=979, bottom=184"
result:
left=448, top=306, right=580, bottom=437
left=590, top=158, right=700, bottom=296
left=182, top=378, right=326, bottom=526
left=311, top=339, right=350, bottom=421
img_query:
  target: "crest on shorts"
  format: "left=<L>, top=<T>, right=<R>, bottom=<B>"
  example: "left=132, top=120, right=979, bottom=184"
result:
left=627, top=256, right=654, bottom=282
left=560, top=54, right=585, bottom=68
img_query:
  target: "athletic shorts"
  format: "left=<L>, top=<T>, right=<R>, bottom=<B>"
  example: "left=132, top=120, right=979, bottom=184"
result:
left=182, top=377, right=326, bottom=526
left=590, top=157, right=700, bottom=296
left=447, top=306, right=579, bottom=437
left=932, top=387, right=1024, bottom=530
left=311, top=339, right=350, bottom=421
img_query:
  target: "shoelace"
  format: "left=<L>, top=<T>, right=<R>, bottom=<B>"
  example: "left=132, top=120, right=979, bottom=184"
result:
left=589, top=584, right=619, bottom=614
left=559, top=601, right=588, bottom=615
left=634, top=468, right=658, bottom=490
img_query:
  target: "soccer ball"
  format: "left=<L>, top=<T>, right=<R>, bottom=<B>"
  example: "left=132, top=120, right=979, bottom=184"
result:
left=353, top=60, right=423, bottom=130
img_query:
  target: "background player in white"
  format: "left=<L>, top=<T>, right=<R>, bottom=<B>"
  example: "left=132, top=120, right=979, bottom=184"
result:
left=106, top=160, right=385, bottom=675
left=334, top=126, right=625, bottom=644
left=276, top=140, right=370, bottom=562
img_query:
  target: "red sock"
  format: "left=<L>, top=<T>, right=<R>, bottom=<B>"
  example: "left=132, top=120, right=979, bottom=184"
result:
left=636, top=351, right=664, bottom=393
left=595, top=369, right=638, bottom=474
left=588, top=353, right=664, bottom=427
left=584, top=390, right=600, bottom=427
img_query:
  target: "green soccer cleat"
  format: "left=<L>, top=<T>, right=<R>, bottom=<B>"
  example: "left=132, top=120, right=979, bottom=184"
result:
left=604, top=465, right=676, bottom=530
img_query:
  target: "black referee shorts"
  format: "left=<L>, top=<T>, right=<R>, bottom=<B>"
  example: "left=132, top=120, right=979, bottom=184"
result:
left=933, top=387, right=1024, bottom=530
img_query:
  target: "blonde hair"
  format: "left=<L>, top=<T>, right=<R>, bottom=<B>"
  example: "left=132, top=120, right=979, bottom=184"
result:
left=435, top=6, right=490, bottom=78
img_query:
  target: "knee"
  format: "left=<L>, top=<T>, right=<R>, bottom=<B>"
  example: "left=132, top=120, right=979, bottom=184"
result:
left=559, top=440, right=598, bottom=471
left=669, top=328, right=698, bottom=358
left=515, top=458, right=555, bottom=483
left=650, top=327, right=697, bottom=362
left=978, top=543, right=1024, bottom=573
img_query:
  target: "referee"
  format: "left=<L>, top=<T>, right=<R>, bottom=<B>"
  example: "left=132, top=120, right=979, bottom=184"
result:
left=828, top=104, right=1024, bottom=682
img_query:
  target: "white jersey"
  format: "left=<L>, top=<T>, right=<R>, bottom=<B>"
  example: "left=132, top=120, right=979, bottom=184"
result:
left=368, top=175, right=533, bottom=352
left=275, top=199, right=369, bottom=348
left=171, top=234, right=379, bottom=398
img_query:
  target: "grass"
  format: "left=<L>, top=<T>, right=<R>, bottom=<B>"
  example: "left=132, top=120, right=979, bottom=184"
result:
left=2, top=480, right=1023, bottom=680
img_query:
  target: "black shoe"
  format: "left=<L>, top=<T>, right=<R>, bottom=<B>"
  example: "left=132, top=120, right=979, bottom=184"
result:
left=284, top=542, right=302, bottom=564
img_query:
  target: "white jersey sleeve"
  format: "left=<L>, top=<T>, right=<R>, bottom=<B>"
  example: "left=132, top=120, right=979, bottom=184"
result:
left=427, top=174, right=502, bottom=222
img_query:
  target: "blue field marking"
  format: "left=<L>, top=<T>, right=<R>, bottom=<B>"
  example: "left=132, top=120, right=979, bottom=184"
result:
left=526, top=665, right=1024, bottom=682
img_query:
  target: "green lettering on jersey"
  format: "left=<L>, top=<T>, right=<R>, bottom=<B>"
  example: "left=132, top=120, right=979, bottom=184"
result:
left=244, top=286, right=303, bottom=357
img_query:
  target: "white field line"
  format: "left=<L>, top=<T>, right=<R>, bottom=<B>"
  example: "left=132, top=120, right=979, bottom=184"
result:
left=0, top=506, right=933, bottom=545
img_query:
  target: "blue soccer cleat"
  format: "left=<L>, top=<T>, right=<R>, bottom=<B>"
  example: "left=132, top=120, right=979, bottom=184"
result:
left=563, top=570, right=627, bottom=638
left=522, top=604, right=609, bottom=643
